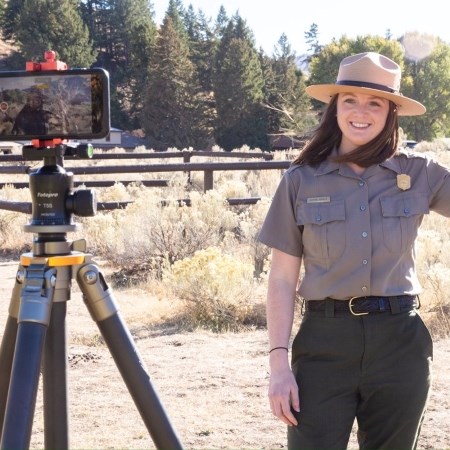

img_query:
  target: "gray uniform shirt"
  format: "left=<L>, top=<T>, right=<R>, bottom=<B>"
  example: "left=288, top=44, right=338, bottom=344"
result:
left=258, top=150, right=450, bottom=300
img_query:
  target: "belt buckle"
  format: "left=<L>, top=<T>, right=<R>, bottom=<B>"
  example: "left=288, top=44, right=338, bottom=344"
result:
left=348, top=297, right=369, bottom=316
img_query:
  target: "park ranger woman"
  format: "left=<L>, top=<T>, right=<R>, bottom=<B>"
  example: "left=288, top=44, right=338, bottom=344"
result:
left=258, top=52, right=442, bottom=449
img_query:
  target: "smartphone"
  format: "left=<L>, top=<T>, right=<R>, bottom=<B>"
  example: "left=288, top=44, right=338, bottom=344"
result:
left=0, top=68, right=110, bottom=141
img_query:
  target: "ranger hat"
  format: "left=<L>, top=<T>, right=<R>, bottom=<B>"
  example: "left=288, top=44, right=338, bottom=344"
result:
left=305, top=52, right=426, bottom=116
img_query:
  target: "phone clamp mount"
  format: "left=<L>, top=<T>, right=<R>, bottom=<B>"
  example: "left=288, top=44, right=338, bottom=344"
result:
left=0, top=52, right=183, bottom=450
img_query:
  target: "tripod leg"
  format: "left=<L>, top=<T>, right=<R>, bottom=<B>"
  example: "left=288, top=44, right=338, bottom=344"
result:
left=77, top=263, right=184, bottom=450
left=43, top=301, right=69, bottom=449
left=0, top=264, right=56, bottom=450
left=42, top=264, right=72, bottom=450
left=0, top=267, right=23, bottom=438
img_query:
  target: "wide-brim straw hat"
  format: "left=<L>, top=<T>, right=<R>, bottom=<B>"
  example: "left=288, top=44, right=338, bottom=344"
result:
left=305, top=52, right=426, bottom=116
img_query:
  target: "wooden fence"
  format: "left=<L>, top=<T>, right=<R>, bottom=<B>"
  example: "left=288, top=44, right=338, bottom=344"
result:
left=0, top=149, right=292, bottom=213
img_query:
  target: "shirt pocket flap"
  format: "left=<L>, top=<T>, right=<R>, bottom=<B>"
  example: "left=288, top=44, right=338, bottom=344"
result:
left=380, top=193, right=429, bottom=218
left=297, top=200, right=346, bottom=226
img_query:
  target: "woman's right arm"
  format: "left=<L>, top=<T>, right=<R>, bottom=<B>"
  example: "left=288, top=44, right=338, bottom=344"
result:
left=266, top=248, right=301, bottom=426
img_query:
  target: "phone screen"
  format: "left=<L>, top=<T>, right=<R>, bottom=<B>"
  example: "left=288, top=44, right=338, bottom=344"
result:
left=0, top=68, right=110, bottom=141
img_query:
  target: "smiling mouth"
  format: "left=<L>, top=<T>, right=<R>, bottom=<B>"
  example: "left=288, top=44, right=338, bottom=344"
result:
left=351, top=122, right=370, bottom=128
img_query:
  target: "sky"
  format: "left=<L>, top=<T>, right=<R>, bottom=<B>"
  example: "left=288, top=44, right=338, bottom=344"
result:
left=151, top=0, right=450, bottom=56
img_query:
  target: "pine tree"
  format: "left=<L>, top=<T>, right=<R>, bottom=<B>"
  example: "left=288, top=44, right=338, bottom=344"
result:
left=304, top=23, right=322, bottom=56
left=259, top=51, right=279, bottom=135
left=0, top=0, right=22, bottom=41
left=80, top=0, right=157, bottom=129
left=269, top=34, right=314, bottom=134
left=185, top=6, right=215, bottom=91
left=79, top=0, right=112, bottom=69
left=141, top=16, right=209, bottom=149
left=213, top=14, right=269, bottom=150
left=184, top=7, right=217, bottom=134
left=214, top=6, right=229, bottom=39
left=166, top=0, right=187, bottom=37
left=110, top=0, right=157, bottom=128
left=16, top=0, right=96, bottom=67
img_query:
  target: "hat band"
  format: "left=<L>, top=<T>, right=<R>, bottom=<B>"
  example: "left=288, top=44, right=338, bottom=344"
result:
left=336, top=80, right=398, bottom=94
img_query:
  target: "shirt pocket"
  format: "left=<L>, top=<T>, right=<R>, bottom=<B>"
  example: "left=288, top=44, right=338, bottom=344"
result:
left=296, top=200, right=346, bottom=260
left=380, top=193, right=429, bottom=253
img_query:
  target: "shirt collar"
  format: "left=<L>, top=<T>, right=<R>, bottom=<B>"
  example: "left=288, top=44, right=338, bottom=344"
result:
left=314, top=148, right=405, bottom=177
left=379, top=151, right=406, bottom=174
left=314, top=148, right=340, bottom=176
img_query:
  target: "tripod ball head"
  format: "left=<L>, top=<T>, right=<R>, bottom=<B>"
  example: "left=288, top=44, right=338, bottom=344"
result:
left=24, top=162, right=96, bottom=234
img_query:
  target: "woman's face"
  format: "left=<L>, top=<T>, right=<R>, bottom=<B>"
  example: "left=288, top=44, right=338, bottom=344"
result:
left=336, top=92, right=390, bottom=153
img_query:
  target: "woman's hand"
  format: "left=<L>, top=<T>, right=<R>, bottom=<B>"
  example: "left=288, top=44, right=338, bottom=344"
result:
left=265, top=249, right=302, bottom=426
left=268, top=357, right=300, bottom=426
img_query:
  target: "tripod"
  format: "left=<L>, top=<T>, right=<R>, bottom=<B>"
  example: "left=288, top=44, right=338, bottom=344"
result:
left=0, top=144, right=183, bottom=449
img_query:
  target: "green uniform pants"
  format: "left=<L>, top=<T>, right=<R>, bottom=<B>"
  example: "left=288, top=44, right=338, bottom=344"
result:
left=288, top=307, right=433, bottom=450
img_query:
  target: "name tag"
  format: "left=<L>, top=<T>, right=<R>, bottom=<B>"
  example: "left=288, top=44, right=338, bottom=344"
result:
left=307, top=196, right=331, bottom=204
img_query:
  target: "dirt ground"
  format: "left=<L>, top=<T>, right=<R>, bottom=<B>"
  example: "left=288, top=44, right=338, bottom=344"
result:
left=0, top=258, right=449, bottom=450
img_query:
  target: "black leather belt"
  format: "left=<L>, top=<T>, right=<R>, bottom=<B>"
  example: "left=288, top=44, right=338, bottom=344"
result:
left=305, top=295, right=418, bottom=316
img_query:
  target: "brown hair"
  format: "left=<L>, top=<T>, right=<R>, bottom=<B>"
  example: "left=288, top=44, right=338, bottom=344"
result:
left=293, top=95, right=400, bottom=167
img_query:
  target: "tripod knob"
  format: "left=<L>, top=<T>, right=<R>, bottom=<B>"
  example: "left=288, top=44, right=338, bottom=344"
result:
left=76, top=143, right=94, bottom=159
left=65, top=143, right=94, bottom=159
left=67, top=189, right=97, bottom=217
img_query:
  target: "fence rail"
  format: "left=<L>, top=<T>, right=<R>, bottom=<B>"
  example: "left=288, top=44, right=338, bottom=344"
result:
left=0, top=149, right=275, bottom=162
left=0, top=196, right=265, bottom=214
left=0, top=180, right=169, bottom=189
left=0, top=149, right=291, bottom=212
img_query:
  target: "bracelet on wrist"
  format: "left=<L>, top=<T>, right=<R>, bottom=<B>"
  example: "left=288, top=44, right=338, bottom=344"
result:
left=269, top=346, right=288, bottom=354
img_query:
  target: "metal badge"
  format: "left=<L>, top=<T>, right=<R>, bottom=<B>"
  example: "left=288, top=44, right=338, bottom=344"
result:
left=397, top=174, right=411, bottom=191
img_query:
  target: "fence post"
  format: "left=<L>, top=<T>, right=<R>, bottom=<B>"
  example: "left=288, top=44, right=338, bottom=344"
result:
left=183, top=150, right=192, bottom=184
left=204, top=170, right=214, bottom=191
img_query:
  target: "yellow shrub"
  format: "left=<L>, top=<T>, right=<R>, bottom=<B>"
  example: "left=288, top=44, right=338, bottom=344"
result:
left=165, top=247, right=262, bottom=332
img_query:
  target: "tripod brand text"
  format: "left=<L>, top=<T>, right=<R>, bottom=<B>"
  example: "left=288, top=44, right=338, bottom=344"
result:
left=37, top=192, right=59, bottom=198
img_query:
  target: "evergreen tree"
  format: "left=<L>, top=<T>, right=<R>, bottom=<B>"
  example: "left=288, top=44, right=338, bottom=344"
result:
left=268, top=34, right=314, bottom=134
left=0, top=0, right=22, bottom=41
left=184, top=7, right=217, bottom=134
left=401, top=34, right=450, bottom=141
left=259, top=50, right=279, bottom=133
left=184, top=6, right=216, bottom=91
left=141, top=16, right=209, bottom=149
left=214, top=14, right=269, bottom=150
left=304, top=23, right=322, bottom=56
left=16, top=0, right=96, bottom=67
left=79, top=0, right=113, bottom=69
left=80, top=0, right=157, bottom=129
left=214, top=6, right=229, bottom=39
left=110, top=0, right=157, bottom=128
left=166, top=0, right=187, bottom=36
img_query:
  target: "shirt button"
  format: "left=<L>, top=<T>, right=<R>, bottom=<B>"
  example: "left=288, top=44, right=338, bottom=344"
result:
left=360, top=205, right=366, bottom=211
left=315, top=215, right=322, bottom=222
left=404, top=208, right=410, bottom=215
left=358, top=181, right=365, bottom=187
left=362, top=232, right=368, bottom=238
left=362, top=259, right=368, bottom=265
left=361, top=286, right=367, bottom=292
